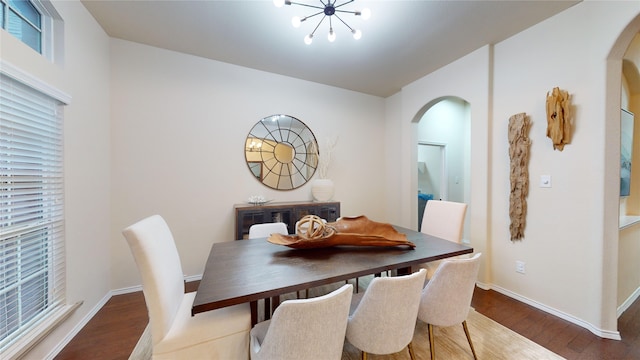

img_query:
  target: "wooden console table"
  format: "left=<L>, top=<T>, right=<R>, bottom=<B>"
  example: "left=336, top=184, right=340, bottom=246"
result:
left=234, top=201, right=340, bottom=239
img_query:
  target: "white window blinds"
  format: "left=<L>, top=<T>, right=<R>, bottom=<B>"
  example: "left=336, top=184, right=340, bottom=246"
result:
left=0, top=73, right=66, bottom=355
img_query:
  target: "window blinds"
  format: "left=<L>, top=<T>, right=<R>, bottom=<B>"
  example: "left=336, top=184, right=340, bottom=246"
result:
left=0, top=73, right=66, bottom=354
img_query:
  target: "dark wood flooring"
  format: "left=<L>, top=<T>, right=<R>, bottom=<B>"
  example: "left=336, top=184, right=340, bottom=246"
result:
left=55, top=282, right=640, bottom=360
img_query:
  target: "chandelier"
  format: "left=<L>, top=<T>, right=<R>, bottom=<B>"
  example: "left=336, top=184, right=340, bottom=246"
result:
left=273, top=0, right=371, bottom=45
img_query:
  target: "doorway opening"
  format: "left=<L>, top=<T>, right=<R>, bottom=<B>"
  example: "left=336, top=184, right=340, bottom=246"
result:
left=417, top=142, right=445, bottom=230
left=415, top=97, right=470, bottom=234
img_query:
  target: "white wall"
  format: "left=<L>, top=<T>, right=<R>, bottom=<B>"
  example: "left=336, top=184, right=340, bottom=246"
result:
left=386, top=45, right=491, bottom=283
left=0, top=1, right=112, bottom=358
left=492, top=1, right=640, bottom=337
left=388, top=1, right=640, bottom=338
left=109, top=39, right=387, bottom=288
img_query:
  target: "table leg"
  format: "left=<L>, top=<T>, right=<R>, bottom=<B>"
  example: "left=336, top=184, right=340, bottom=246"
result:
left=264, top=297, right=271, bottom=321
left=397, top=266, right=412, bottom=276
left=272, top=296, right=280, bottom=311
left=250, top=301, right=258, bottom=326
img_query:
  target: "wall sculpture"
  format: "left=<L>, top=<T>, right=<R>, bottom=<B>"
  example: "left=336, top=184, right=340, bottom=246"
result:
left=546, top=87, right=572, bottom=151
left=508, top=112, right=531, bottom=241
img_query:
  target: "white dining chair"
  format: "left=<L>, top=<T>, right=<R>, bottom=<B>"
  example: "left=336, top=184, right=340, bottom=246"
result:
left=248, top=222, right=288, bottom=239
left=249, top=221, right=298, bottom=303
left=346, top=269, right=427, bottom=360
left=249, top=284, right=353, bottom=360
left=419, top=200, right=468, bottom=279
left=123, top=215, right=251, bottom=359
left=417, top=253, right=482, bottom=360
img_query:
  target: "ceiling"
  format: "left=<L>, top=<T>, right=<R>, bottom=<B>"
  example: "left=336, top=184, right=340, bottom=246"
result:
left=81, top=0, right=579, bottom=98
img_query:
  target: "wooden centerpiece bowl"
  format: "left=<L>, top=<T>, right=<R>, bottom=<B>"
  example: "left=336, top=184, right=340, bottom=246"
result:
left=268, top=215, right=416, bottom=249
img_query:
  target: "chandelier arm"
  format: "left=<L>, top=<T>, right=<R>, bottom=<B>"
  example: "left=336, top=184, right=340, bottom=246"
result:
left=301, top=10, right=325, bottom=22
left=309, top=15, right=326, bottom=36
left=332, top=0, right=355, bottom=10
left=334, top=9, right=359, bottom=15
left=333, top=13, right=355, bottom=32
left=288, top=1, right=325, bottom=10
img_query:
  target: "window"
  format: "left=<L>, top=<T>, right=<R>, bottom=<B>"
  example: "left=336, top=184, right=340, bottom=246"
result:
left=0, top=72, right=66, bottom=357
left=1, top=0, right=42, bottom=53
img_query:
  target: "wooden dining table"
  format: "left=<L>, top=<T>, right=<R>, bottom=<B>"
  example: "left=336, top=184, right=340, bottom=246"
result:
left=192, top=225, right=473, bottom=325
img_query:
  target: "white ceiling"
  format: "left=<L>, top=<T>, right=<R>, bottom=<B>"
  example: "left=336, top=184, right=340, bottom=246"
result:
left=81, top=0, right=579, bottom=98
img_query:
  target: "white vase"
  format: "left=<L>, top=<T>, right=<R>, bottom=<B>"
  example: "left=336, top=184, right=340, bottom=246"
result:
left=311, top=179, right=334, bottom=202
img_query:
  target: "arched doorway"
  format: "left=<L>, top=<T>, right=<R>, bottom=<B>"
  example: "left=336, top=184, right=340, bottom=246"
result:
left=603, top=14, right=640, bottom=333
left=415, top=97, right=471, bottom=240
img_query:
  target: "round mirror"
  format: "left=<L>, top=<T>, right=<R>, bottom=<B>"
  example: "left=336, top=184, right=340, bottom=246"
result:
left=245, top=114, right=318, bottom=190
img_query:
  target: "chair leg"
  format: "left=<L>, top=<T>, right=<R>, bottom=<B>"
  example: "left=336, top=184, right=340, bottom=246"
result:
left=428, top=323, right=435, bottom=360
left=407, top=342, right=416, bottom=360
left=462, top=320, right=478, bottom=360
left=361, top=350, right=367, bottom=360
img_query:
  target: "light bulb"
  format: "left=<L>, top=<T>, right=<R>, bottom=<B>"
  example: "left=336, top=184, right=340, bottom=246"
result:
left=361, top=8, right=371, bottom=20
left=273, top=0, right=285, bottom=7
left=352, top=29, right=362, bottom=40
left=328, top=28, right=336, bottom=42
left=304, top=34, right=313, bottom=45
left=291, top=16, right=301, bottom=28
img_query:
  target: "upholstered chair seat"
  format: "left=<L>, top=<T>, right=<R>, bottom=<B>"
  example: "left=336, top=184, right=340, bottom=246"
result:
left=419, top=200, right=468, bottom=279
left=346, top=269, right=427, bottom=359
left=249, top=284, right=353, bottom=360
left=418, top=253, right=482, bottom=360
left=123, top=215, right=251, bottom=359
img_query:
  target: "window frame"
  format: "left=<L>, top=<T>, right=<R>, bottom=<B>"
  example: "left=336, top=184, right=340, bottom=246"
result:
left=0, top=60, right=73, bottom=359
left=1, top=0, right=60, bottom=63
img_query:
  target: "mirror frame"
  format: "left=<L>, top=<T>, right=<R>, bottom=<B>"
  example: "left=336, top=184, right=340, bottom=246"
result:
left=245, top=114, right=318, bottom=190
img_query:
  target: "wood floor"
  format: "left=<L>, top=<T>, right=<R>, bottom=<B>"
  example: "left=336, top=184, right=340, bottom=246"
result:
left=55, top=282, right=640, bottom=360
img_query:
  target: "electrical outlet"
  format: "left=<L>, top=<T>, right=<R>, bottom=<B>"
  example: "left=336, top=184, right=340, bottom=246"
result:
left=540, top=175, right=552, bottom=188
left=516, top=261, right=525, bottom=274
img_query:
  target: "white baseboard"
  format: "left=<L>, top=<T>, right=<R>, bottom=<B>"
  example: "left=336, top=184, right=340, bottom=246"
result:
left=475, top=280, right=490, bottom=290
left=111, top=284, right=143, bottom=296
left=185, top=274, right=203, bottom=283
left=111, top=274, right=203, bottom=296
left=488, top=284, right=621, bottom=340
left=618, top=286, right=640, bottom=317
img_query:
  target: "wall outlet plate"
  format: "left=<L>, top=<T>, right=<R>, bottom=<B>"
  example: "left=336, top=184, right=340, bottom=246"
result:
left=540, top=175, right=552, bottom=188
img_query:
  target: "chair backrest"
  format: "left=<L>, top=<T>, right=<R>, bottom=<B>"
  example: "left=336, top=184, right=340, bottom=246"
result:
left=418, top=253, right=482, bottom=327
left=253, top=284, right=353, bottom=360
left=122, top=215, right=184, bottom=346
left=346, top=269, right=427, bottom=355
left=248, top=222, right=288, bottom=239
left=420, top=200, right=468, bottom=243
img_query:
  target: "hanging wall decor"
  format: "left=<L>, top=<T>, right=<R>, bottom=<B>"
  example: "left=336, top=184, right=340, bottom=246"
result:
left=508, top=112, right=531, bottom=241
left=545, top=87, right=573, bottom=151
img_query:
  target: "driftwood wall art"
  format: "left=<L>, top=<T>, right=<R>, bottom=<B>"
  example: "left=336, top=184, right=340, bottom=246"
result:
left=546, top=87, right=573, bottom=151
left=508, top=113, right=531, bottom=241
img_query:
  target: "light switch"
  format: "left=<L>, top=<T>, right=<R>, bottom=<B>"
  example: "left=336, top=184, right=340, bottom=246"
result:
left=540, top=175, right=551, bottom=188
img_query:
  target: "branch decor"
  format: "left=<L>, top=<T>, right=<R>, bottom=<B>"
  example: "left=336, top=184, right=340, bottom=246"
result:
left=315, top=135, right=338, bottom=179
left=546, top=87, right=573, bottom=151
left=508, top=112, right=531, bottom=241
